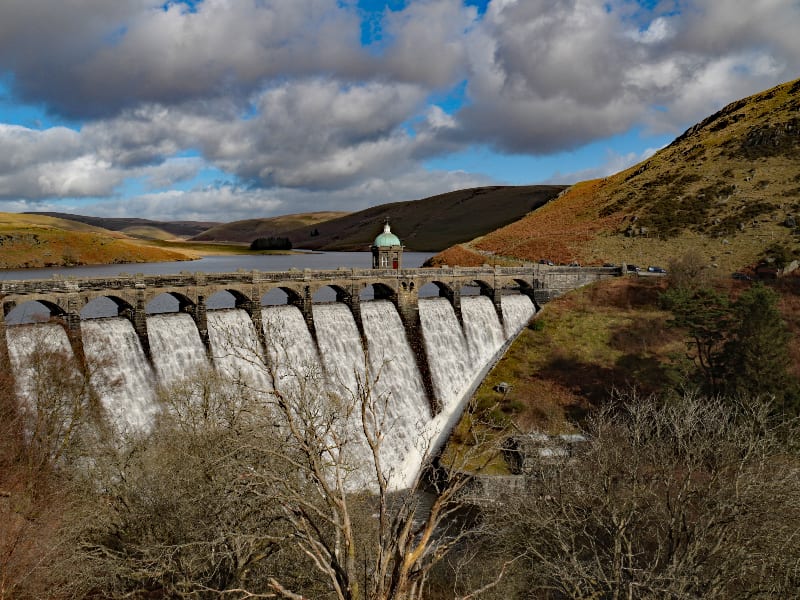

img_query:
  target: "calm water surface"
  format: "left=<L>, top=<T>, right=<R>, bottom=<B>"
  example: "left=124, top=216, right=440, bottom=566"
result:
left=0, top=251, right=434, bottom=281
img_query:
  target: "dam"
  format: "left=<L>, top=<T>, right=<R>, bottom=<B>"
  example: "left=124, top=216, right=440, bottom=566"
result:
left=1, top=264, right=618, bottom=487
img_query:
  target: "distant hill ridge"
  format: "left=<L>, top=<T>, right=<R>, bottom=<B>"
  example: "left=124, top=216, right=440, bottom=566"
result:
left=0, top=212, right=192, bottom=269
left=430, top=77, right=800, bottom=272
left=191, top=212, right=348, bottom=244
left=263, top=185, right=567, bottom=252
left=26, top=212, right=219, bottom=239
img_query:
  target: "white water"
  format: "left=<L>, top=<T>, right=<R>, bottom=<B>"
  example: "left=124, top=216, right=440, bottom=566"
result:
left=6, top=323, right=80, bottom=406
left=361, top=300, right=431, bottom=487
left=312, top=303, right=367, bottom=401
left=418, top=297, right=472, bottom=411
left=501, top=294, right=536, bottom=338
left=461, top=296, right=506, bottom=368
left=81, top=318, right=158, bottom=433
left=206, top=309, right=271, bottom=393
left=147, top=313, right=209, bottom=385
left=6, top=292, right=536, bottom=488
left=262, top=305, right=323, bottom=396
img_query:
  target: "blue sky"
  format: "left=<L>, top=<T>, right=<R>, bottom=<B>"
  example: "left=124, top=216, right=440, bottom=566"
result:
left=0, top=0, right=796, bottom=221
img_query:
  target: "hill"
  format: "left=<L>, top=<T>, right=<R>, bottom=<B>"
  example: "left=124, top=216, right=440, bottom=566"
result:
left=0, top=213, right=194, bottom=269
left=277, top=185, right=566, bottom=252
left=430, top=78, right=800, bottom=272
left=27, top=212, right=218, bottom=239
left=192, top=212, right=348, bottom=243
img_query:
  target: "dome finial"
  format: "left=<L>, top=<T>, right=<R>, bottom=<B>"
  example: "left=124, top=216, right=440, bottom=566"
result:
left=384, top=217, right=391, bottom=234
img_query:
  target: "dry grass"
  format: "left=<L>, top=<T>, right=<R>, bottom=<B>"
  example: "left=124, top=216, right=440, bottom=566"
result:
left=0, top=212, right=194, bottom=268
left=429, top=78, right=800, bottom=273
left=443, top=277, right=686, bottom=467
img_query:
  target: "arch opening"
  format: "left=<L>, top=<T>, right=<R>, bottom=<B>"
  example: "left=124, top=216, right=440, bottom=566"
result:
left=262, top=288, right=289, bottom=306
left=459, top=284, right=480, bottom=297
left=80, top=296, right=133, bottom=320
left=359, top=282, right=395, bottom=302
left=418, top=282, right=441, bottom=298
left=146, top=292, right=195, bottom=315
left=419, top=281, right=455, bottom=299
left=312, top=285, right=347, bottom=304
left=206, top=289, right=251, bottom=311
left=5, top=300, right=65, bottom=326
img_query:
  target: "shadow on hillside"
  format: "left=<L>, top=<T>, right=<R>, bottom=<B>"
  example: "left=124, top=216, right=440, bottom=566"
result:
left=537, top=342, right=674, bottom=424
left=585, top=278, right=667, bottom=310
left=608, top=315, right=673, bottom=355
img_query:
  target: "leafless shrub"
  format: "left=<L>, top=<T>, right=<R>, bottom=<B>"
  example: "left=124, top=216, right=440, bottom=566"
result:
left=482, top=391, right=800, bottom=599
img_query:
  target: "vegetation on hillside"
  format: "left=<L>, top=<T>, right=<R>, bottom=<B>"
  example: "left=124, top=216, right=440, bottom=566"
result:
left=249, top=236, right=292, bottom=251
left=0, top=213, right=193, bottom=269
left=3, top=300, right=799, bottom=598
left=429, top=78, right=800, bottom=273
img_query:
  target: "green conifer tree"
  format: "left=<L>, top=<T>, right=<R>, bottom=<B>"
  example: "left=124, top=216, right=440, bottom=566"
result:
left=723, top=284, right=793, bottom=405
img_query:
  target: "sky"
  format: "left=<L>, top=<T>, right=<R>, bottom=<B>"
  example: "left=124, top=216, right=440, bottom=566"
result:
left=0, top=0, right=798, bottom=223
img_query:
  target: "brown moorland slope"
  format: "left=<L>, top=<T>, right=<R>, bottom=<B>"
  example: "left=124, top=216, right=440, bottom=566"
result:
left=0, top=213, right=193, bottom=269
left=191, top=211, right=348, bottom=243
left=28, top=212, right=218, bottom=239
left=277, top=185, right=566, bottom=252
left=431, top=78, right=800, bottom=271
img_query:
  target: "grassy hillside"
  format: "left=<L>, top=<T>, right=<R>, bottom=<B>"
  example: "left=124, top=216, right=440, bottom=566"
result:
left=191, top=212, right=348, bottom=243
left=0, top=213, right=193, bottom=269
left=431, top=78, right=800, bottom=272
left=28, top=212, right=218, bottom=238
left=279, top=185, right=566, bottom=252
left=445, top=274, right=800, bottom=469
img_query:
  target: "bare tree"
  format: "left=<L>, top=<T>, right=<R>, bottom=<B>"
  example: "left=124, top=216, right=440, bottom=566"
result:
left=483, top=391, right=800, bottom=599
left=66, top=320, right=505, bottom=600
left=0, top=324, right=99, bottom=599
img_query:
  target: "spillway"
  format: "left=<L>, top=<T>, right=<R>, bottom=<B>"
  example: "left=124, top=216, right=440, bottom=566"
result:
left=81, top=318, right=158, bottom=433
left=147, top=312, right=209, bottom=385
left=419, top=297, right=472, bottom=411
left=262, top=304, right=323, bottom=397
left=462, top=296, right=506, bottom=369
left=501, top=294, right=536, bottom=338
left=361, top=300, right=431, bottom=486
left=6, top=323, right=81, bottom=411
left=312, top=303, right=367, bottom=401
left=5, top=291, right=537, bottom=487
left=206, top=309, right=271, bottom=393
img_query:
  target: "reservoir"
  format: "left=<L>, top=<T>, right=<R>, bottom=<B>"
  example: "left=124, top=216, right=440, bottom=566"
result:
left=0, top=251, right=435, bottom=281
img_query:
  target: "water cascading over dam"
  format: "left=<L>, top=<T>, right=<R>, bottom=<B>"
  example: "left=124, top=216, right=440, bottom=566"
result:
left=6, top=293, right=536, bottom=488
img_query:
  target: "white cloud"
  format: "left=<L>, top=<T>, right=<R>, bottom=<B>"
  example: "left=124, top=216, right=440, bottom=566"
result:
left=0, top=0, right=799, bottom=220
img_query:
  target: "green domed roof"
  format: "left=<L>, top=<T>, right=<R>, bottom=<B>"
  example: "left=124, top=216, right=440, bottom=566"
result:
left=373, top=222, right=401, bottom=247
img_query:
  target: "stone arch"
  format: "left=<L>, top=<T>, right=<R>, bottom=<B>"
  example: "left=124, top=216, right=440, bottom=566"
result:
left=206, top=288, right=254, bottom=311
left=470, top=278, right=496, bottom=297
left=457, top=283, right=481, bottom=296
left=80, top=295, right=134, bottom=319
left=514, top=277, right=544, bottom=310
left=418, top=280, right=456, bottom=299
